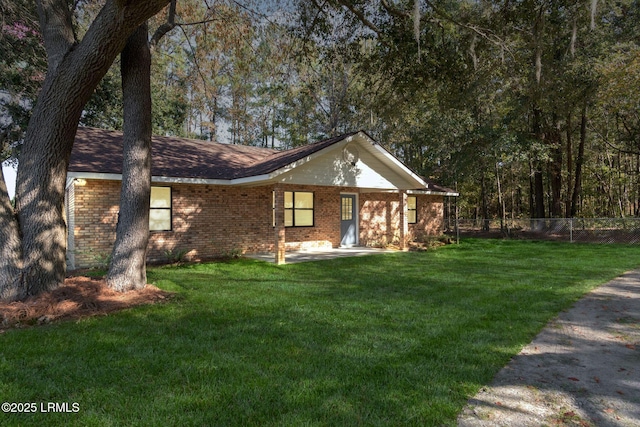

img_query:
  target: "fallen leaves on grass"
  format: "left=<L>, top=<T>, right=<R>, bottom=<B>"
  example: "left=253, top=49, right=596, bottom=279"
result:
left=0, top=276, right=173, bottom=330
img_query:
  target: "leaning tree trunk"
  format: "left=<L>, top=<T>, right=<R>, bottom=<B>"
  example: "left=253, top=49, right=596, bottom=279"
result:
left=106, top=23, right=153, bottom=292
left=3, top=0, right=171, bottom=300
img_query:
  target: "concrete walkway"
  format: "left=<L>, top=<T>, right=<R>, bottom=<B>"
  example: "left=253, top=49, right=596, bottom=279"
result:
left=458, top=269, right=640, bottom=427
left=246, top=247, right=398, bottom=264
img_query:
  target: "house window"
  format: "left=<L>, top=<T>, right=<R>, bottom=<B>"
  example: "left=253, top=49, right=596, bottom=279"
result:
left=150, top=186, right=172, bottom=231
left=407, top=196, right=417, bottom=224
left=341, top=196, right=353, bottom=221
left=273, top=191, right=314, bottom=227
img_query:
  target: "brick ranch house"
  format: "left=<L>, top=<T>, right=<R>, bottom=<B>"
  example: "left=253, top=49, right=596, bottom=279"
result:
left=65, top=127, right=457, bottom=268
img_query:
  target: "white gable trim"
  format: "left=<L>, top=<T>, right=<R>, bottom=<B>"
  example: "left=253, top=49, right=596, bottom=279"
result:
left=369, top=143, right=428, bottom=188
left=407, top=189, right=459, bottom=197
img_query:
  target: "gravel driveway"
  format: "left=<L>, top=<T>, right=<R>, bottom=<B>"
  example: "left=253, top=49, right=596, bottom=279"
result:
left=458, top=270, right=640, bottom=427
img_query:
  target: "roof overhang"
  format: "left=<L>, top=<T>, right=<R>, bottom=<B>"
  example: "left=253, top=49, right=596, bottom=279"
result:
left=407, top=189, right=460, bottom=197
left=66, top=171, right=267, bottom=187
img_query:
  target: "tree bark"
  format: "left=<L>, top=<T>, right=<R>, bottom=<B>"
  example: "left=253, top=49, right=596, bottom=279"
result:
left=35, top=0, right=75, bottom=73
left=106, top=23, right=153, bottom=292
left=0, top=167, right=24, bottom=301
left=3, top=0, right=171, bottom=299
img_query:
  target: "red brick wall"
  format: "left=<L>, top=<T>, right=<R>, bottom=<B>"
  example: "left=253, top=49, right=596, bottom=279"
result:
left=359, top=193, right=401, bottom=247
left=409, top=195, right=445, bottom=240
left=358, top=193, right=444, bottom=247
left=68, top=180, right=445, bottom=268
left=70, top=180, right=121, bottom=268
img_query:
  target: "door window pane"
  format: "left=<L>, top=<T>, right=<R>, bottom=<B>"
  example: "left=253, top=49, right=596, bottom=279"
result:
left=342, top=197, right=353, bottom=221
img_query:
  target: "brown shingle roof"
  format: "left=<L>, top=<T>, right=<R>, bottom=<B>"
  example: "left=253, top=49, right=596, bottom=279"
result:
left=422, top=177, right=457, bottom=195
left=242, top=131, right=359, bottom=177
left=68, top=127, right=357, bottom=180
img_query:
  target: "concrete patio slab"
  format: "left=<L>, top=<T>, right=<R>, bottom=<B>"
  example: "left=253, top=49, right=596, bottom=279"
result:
left=246, top=247, right=399, bottom=264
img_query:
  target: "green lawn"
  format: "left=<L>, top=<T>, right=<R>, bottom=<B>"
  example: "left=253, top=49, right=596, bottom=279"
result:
left=1, top=239, right=639, bottom=426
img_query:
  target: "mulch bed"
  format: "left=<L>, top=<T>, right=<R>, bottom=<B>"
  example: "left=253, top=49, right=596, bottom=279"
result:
left=0, top=276, right=173, bottom=331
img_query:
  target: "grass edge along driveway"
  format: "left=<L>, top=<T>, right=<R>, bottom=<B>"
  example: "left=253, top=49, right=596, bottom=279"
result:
left=1, top=239, right=639, bottom=426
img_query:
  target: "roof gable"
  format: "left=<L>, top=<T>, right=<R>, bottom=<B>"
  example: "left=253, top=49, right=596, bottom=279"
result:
left=269, top=132, right=428, bottom=190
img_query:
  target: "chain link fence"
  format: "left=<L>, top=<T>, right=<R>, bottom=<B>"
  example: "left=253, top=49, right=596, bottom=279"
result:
left=449, top=218, right=640, bottom=244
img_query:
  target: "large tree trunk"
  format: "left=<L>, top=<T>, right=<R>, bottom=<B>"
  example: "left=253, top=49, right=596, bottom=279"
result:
left=106, top=23, right=152, bottom=292
left=1, top=0, right=171, bottom=300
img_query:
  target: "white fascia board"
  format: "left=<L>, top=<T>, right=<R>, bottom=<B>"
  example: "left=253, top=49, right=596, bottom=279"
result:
left=67, top=172, right=123, bottom=182
left=407, top=189, right=460, bottom=197
left=369, top=143, right=429, bottom=189
left=359, top=188, right=400, bottom=193
left=358, top=188, right=459, bottom=196
left=66, top=171, right=274, bottom=186
left=228, top=174, right=272, bottom=185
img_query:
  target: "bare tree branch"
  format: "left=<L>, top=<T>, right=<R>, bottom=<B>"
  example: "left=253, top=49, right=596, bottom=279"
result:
left=590, top=125, right=640, bottom=156
left=334, top=0, right=382, bottom=36
left=150, top=0, right=177, bottom=48
left=380, top=0, right=411, bottom=19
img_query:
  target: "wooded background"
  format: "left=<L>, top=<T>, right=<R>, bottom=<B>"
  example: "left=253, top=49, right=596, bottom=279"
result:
left=3, top=0, right=639, bottom=221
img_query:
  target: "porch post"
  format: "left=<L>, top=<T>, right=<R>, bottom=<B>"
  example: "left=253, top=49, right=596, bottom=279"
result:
left=399, top=190, right=408, bottom=250
left=274, top=186, right=286, bottom=264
